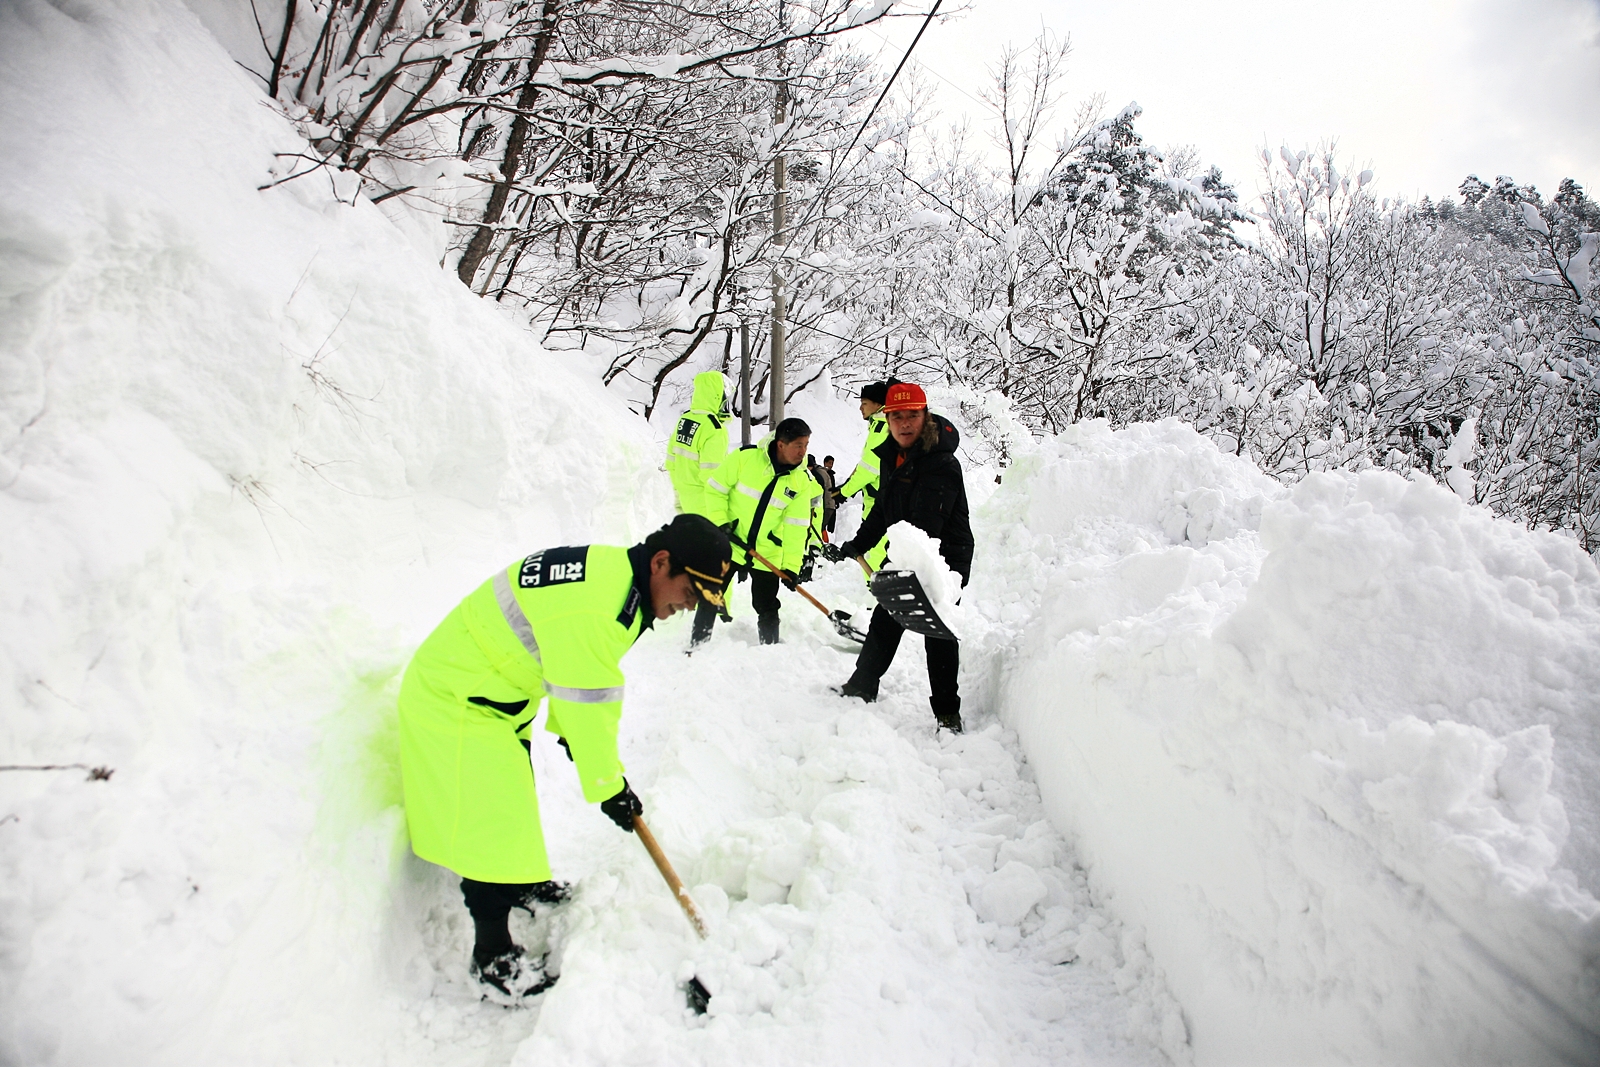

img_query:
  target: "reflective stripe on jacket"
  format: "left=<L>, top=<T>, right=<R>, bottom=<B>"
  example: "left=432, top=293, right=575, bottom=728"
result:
left=664, top=371, right=730, bottom=518
left=456, top=544, right=646, bottom=801
left=839, top=412, right=888, bottom=500
left=703, top=438, right=821, bottom=575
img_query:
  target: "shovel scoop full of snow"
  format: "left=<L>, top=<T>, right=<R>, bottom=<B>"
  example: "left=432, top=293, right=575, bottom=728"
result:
left=870, top=569, right=958, bottom=641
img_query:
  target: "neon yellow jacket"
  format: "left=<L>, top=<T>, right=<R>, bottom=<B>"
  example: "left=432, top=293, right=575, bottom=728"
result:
left=703, top=438, right=820, bottom=575
left=664, top=371, right=730, bottom=518
left=398, top=544, right=648, bottom=883
left=839, top=412, right=888, bottom=501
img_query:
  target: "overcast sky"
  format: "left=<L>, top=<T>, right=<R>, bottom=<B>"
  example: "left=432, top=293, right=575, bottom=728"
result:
left=864, top=0, right=1600, bottom=205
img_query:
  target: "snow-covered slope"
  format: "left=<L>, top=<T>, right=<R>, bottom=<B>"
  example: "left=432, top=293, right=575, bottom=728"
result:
left=974, top=421, right=1600, bottom=1065
left=0, top=1, right=663, bottom=1061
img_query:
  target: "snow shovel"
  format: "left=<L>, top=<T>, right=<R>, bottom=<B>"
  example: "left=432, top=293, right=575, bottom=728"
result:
left=735, top=537, right=868, bottom=643
left=634, top=815, right=713, bottom=1014
left=855, top=556, right=959, bottom=641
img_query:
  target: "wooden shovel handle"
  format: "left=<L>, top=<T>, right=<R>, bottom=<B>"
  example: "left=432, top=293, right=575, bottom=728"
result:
left=743, top=543, right=834, bottom=621
left=634, top=815, right=708, bottom=940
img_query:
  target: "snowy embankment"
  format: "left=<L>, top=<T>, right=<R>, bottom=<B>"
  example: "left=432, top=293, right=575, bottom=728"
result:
left=0, top=1, right=663, bottom=1061
left=974, top=421, right=1600, bottom=1065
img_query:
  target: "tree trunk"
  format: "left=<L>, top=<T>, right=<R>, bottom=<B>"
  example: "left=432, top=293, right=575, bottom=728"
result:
left=456, top=0, right=560, bottom=288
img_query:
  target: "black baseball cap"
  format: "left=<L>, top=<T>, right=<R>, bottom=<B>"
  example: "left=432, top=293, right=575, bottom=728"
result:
left=656, top=514, right=734, bottom=617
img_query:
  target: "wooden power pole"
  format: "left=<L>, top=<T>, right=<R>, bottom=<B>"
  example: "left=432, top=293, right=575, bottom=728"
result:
left=769, top=3, right=788, bottom=427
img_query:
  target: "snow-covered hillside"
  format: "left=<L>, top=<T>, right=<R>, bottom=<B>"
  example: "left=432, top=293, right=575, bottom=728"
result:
left=3, top=3, right=1597, bottom=1067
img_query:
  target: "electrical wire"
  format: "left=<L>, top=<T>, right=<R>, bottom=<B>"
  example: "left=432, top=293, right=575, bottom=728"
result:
left=787, top=0, right=945, bottom=241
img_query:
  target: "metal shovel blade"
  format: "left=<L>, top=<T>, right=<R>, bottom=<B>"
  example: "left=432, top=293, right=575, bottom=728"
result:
left=828, top=609, right=868, bottom=643
left=685, top=976, right=711, bottom=1014
left=869, top=569, right=958, bottom=641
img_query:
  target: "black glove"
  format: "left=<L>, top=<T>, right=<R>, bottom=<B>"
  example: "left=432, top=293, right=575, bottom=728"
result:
left=795, top=560, right=814, bottom=584
left=556, top=736, right=574, bottom=762
left=820, top=542, right=847, bottom=563
left=600, top=779, right=643, bottom=832
left=781, top=572, right=799, bottom=591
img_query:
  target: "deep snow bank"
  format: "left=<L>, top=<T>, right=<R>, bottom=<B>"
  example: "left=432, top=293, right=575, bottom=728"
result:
left=973, top=420, right=1600, bottom=1065
left=0, top=2, right=662, bottom=1061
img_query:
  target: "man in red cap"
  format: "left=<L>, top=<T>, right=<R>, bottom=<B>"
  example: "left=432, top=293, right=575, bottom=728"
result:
left=823, top=382, right=973, bottom=731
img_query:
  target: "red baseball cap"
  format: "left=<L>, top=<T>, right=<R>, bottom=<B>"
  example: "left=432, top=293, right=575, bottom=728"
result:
left=882, top=382, right=927, bottom=412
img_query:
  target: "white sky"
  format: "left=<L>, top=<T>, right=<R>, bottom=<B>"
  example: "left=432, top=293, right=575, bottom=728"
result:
left=863, top=0, right=1600, bottom=205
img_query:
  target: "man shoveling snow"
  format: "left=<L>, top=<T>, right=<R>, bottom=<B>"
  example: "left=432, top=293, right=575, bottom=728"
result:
left=397, top=515, right=734, bottom=1001
left=824, top=382, right=973, bottom=731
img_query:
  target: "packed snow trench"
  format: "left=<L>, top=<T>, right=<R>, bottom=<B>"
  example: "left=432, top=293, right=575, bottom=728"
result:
left=3, top=2, right=1598, bottom=1066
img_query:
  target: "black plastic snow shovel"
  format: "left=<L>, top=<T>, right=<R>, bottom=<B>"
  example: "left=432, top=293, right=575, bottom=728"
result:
left=855, top=556, right=959, bottom=641
left=635, top=816, right=713, bottom=1014
left=736, top=538, right=868, bottom=643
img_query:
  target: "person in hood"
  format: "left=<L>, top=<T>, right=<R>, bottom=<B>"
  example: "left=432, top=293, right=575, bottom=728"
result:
left=663, top=371, right=730, bottom=518
left=823, top=383, right=973, bottom=731
left=700, top=417, right=821, bottom=645
left=397, top=515, right=732, bottom=1002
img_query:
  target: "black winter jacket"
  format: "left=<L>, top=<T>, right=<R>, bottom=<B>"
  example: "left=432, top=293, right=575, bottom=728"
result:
left=840, top=412, right=974, bottom=582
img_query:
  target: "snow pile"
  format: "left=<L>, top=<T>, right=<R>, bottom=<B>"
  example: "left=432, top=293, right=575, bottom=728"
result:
left=881, top=519, right=968, bottom=638
left=499, top=614, right=1184, bottom=1065
left=1, top=1, right=661, bottom=1062
left=971, top=419, right=1600, bottom=1066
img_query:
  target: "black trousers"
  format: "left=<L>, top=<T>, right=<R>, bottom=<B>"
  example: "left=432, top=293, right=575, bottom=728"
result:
left=692, top=568, right=782, bottom=643
left=845, top=604, right=960, bottom=716
left=461, top=878, right=536, bottom=961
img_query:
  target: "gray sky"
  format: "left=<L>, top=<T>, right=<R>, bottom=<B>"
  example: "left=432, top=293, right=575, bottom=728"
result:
left=865, top=0, right=1600, bottom=204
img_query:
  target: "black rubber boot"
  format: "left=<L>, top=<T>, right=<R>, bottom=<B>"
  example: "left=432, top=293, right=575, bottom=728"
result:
left=471, top=946, right=554, bottom=1002
left=514, top=880, right=571, bottom=911
left=931, top=697, right=963, bottom=733
left=461, top=878, right=562, bottom=1002
left=757, top=613, right=781, bottom=645
left=834, top=679, right=878, bottom=702
left=688, top=600, right=718, bottom=650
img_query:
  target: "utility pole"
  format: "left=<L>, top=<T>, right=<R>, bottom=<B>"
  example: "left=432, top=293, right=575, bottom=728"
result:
left=769, top=0, right=788, bottom=427
left=739, top=312, right=752, bottom=447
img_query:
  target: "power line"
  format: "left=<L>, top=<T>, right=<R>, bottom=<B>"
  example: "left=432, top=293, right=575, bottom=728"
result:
left=786, top=0, right=945, bottom=242
left=836, top=0, right=945, bottom=171
left=859, top=21, right=987, bottom=112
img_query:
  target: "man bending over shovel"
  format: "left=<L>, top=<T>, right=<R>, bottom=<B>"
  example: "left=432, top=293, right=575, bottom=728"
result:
left=398, top=515, right=733, bottom=1000
left=823, top=382, right=973, bottom=731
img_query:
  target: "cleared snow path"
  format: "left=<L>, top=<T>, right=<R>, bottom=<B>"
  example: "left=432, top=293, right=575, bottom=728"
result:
left=381, top=566, right=1183, bottom=1067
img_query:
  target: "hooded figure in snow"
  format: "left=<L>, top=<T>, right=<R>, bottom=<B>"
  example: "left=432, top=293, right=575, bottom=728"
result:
left=664, top=370, right=730, bottom=519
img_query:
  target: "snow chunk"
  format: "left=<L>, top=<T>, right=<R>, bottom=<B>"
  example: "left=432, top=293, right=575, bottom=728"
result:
left=903, top=209, right=950, bottom=229
left=845, top=0, right=896, bottom=28
left=1521, top=201, right=1550, bottom=235
left=972, top=860, right=1048, bottom=925
left=1439, top=416, right=1478, bottom=500
left=882, top=520, right=967, bottom=638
